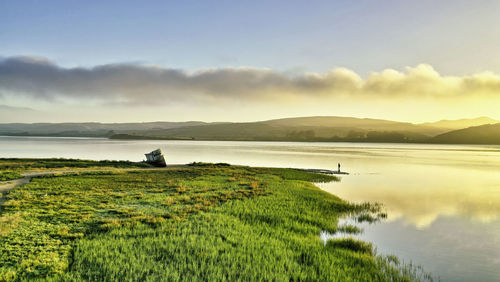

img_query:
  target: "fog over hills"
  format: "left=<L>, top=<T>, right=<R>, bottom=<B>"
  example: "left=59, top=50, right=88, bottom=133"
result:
left=419, top=117, right=500, bottom=130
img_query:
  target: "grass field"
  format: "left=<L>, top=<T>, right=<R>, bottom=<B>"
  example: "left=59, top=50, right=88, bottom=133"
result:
left=0, top=158, right=149, bottom=170
left=0, top=158, right=149, bottom=181
left=0, top=159, right=429, bottom=281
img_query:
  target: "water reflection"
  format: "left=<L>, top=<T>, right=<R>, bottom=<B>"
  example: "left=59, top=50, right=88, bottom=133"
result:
left=318, top=164, right=500, bottom=229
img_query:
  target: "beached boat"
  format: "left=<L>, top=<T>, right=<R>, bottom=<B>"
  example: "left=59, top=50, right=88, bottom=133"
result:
left=145, top=148, right=167, bottom=167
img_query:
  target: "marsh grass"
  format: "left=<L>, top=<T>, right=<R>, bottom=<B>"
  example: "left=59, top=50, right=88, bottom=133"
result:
left=0, top=171, right=23, bottom=181
left=0, top=158, right=149, bottom=174
left=376, top=255, right=436, bottom=282
left=326, top=237, right=374, bottom=254
left=0, top=160, right=423, bottom=281
left=337, top=224, right=363, bottom=234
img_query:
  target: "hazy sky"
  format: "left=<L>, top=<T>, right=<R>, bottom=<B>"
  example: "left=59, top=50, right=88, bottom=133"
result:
left=1, top=0, right=500, bottom=123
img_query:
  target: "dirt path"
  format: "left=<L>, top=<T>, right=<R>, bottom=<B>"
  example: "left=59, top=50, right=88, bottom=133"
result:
left=0, top=177, right=32, bottom=205
left=0, top=165, right=186, bottom=206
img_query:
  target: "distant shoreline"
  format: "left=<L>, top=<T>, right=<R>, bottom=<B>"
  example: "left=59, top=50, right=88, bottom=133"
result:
left=108, top=133, right=500, bottom=145
left=1, top=134, right=500, bottom=146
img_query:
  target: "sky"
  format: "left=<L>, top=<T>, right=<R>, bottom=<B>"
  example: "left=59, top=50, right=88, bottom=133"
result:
left=1, top=0, right=500, bottom=123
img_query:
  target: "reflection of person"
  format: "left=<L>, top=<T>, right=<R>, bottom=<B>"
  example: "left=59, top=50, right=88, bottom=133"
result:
left=338, top=163, right=341, bottom=173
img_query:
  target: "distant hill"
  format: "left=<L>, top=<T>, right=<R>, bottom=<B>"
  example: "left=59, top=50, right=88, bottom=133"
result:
left=0, top=121, right=208, bottom=137
left=430, top=123, right=500, bottom=145
left=109, top=116, right=446, bottom=142
left=419, top=117, right=499, bottom=130
left=2, top=116, right=499, bottom=144
left=262, top=116, right=445, bottom=136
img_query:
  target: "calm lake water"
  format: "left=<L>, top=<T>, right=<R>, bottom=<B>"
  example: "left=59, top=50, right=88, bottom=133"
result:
left=1, top=136, right=500, bottom=281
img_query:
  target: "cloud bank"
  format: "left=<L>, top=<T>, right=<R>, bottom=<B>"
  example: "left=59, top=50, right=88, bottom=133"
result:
left=1, top=56, right=500, bottom=105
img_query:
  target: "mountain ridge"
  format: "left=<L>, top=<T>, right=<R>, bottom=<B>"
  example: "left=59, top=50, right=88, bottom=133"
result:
left=419, top=117, right=499, bottom=130
left=1, top=116, right=498, bottom=144
left=430, top=123, right=500, bottom=144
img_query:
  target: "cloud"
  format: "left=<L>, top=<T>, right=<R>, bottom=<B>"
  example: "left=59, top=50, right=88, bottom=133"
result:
left=1, top=56, right=499, bottom=105
left=0, top=104, right=36, bottom=111
left=0, top=104, right=39, bottom=123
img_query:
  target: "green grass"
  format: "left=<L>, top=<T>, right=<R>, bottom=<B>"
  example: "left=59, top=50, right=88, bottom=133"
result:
left=0, top=160, right=427, bottom=281
left=326, top=238, right=374, bottom=254
left=0, top=158, right=149, bottom=173
left=0, top=171, right=22, bottom=181
left=0, top=157, right=151, bottom=182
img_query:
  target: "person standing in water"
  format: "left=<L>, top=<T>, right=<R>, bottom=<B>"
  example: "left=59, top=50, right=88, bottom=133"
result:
left=338, top=163, right=341, bottom=173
